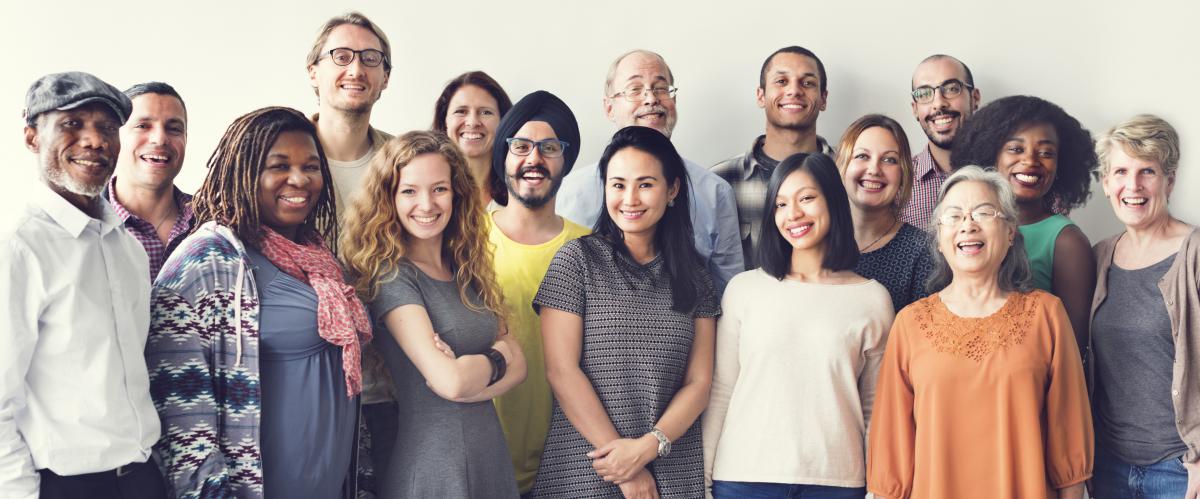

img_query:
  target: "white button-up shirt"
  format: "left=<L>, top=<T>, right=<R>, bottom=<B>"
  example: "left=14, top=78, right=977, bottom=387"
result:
left=0, top=182, right=160, bottom=498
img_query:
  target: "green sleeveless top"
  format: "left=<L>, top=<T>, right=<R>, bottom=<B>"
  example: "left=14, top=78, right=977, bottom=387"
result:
left=1018, top=214, right=1074, bottom=291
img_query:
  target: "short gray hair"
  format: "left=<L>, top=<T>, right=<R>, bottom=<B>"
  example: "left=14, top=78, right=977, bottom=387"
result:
left=925, top=166, right=1034, bottom=294
left=604, top=49, right=674, bottom=96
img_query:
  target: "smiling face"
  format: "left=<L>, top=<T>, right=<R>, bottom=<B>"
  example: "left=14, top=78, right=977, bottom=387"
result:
left=758, top=52, right=827, bottom=132
left=774, top=168, right=831, bottom=254
left=504, top=120, right=565, bottom=209
left=118, top=93, right=187, bottom=190
left=256, top=130, right=323, bottom=241
left=444, top=84, right=501, bottom=160
left=1102, top=145, right=1174, bottom=230
left=936, top=180, right=1015, bottom=278
left=842, top=126, right=904, bottom=212
left=307, top=24, right=389, bottom=114
left=604, top=147, right=679, bottom=239
left=26, top=103, right=122, bottom=199
left=604, top=52, right=678, bottom=137
left=995, top=121, right=1059, bottom=205
left=394, top=152, right=454, bottom=243
left=911, top=57, right=979, bottom=150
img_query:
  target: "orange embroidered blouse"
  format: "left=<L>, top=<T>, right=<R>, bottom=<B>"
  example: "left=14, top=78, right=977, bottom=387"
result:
left=866, top=290, right=1093, bottom=499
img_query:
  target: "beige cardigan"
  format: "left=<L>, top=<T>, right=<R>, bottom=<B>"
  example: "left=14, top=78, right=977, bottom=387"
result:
left=1089, top=228, right=1200, bottom=463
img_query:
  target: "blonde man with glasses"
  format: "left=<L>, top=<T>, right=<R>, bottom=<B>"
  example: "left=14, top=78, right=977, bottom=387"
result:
left=305, top=10, right=397, bottom=492
left=557, top=49, right=742, bottom=293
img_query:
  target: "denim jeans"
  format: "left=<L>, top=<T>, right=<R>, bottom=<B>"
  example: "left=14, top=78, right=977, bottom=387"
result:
left=1092, top=448, right=1189, bottom=499
left=711, top=480, right=867, bottom=498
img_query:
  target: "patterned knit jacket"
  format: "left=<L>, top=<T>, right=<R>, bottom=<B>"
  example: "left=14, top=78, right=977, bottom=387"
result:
left=146, top=222, right=365, bottom=498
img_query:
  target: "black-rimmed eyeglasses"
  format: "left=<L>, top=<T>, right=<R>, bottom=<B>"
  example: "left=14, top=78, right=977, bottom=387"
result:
left=322, top=47, right=387, bottom=68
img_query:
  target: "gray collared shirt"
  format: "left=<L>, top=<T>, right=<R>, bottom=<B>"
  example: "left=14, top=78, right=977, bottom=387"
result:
left=710, top=134, right=835, bottom=269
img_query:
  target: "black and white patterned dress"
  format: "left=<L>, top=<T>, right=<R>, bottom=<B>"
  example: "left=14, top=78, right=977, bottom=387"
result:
left=854, top=223, right=933, bottom=312
left=530, top=236, right=719, bottom=498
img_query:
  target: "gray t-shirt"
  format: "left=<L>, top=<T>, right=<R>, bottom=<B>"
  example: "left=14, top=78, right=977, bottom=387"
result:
left=1092, top=253, right=1188, bottom=465
left=368, top=261, right=519, bottom=498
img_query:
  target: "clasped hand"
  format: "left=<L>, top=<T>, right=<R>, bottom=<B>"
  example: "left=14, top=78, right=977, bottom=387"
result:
left=588, top=434, right=658, bottom=484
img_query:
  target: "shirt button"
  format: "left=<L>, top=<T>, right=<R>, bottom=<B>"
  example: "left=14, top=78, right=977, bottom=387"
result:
left=1174, top=389, right=1181, bottom=397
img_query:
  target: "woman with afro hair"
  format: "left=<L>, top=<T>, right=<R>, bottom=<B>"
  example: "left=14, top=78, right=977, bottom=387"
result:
left=950, top=95, right=1097, bottom=353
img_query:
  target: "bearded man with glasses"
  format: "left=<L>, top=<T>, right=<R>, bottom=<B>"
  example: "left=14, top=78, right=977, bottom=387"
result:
left=557, top=49, right=742, bottom=294
left=903, top=54, right=982, bottom=228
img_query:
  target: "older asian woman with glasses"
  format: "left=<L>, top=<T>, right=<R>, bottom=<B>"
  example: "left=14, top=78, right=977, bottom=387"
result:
left=867, top=166, right=1092, bottom=499
left=1088, top=115, right=1200, bottom=499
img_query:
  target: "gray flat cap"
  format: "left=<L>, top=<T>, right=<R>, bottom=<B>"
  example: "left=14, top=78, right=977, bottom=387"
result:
left=23, top=71, right=131, bottom=126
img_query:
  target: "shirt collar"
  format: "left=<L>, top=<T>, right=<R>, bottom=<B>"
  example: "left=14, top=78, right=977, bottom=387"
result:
left=914, top=143, right=947, bottom=181
left=105, top=175, right=195, bottom=227
left=34, top=180, right=121, bottom=238
left=743, top=134, right=836, bottom=180
left=742, top=135, right=768, bottom=180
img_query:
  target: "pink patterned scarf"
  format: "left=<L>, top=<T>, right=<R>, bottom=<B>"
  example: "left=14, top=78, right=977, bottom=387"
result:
left=259, top=227, right=372, bottom=397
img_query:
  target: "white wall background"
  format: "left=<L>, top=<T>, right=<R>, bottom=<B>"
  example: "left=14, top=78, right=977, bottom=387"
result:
left=3, top=0, right=1197, bottom=242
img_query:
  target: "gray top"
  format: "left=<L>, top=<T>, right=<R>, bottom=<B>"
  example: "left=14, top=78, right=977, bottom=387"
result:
left=247, top=248, right=356, bottom=498
left=1092, top=252, right=1187, bottom=465
left=370, top=261, right=519, bottom=498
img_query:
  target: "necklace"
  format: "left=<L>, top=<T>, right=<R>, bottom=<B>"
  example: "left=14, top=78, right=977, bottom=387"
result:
left=152, top=207, right=177, bottom=235
left=859, top=219, right=899, bottom=253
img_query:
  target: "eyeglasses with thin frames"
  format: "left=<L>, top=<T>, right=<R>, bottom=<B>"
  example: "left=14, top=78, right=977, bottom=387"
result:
left=610, top=85, right=678, bottom=103
left=937, top=206, right=1005, bottom=226
left=911, top=80, right=973, bottom=104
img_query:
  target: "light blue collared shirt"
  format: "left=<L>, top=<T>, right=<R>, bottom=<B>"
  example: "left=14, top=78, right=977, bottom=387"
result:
left=556, top=157, right=743, bottom=295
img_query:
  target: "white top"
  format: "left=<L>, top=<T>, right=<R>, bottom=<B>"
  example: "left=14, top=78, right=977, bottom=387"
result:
left=0, top=182, right=160, bottom=497
left=702, top=269, right=894, bottom=488
left=328, top=147, right=376, bottom=225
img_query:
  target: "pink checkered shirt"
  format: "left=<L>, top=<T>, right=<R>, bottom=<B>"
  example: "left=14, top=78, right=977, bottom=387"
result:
left=900, top=144, right=950, bottom=230
left=106, top=176, right=196, bottom=281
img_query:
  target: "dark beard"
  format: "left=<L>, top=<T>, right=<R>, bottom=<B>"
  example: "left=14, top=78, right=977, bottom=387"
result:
left=506, top=167, right=563, bottom=209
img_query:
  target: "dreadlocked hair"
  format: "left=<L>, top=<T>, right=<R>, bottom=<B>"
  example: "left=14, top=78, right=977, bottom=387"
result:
left=341, top=130, right=507, bottom=334
left=192, top=106, right=337, bottom=251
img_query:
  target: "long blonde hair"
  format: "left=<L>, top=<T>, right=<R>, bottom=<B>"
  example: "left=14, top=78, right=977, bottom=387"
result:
left=341, top=130, right=506, bottom=330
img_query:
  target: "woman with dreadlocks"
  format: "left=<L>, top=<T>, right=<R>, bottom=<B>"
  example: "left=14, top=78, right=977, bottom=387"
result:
left=146, top=107, right=373, bottom=499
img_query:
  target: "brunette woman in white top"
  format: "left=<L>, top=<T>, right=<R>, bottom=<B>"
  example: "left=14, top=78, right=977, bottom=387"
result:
left=702, top=152, right=894, bottom=498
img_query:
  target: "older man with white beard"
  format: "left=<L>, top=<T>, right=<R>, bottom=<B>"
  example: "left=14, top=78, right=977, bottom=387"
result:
left=557, top=49, right=742, bottom=293
left=1, top=71, right=164, bottom=499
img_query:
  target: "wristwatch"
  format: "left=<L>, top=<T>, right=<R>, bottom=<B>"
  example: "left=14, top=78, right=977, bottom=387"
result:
left=649, top=427, right=671, bottom=457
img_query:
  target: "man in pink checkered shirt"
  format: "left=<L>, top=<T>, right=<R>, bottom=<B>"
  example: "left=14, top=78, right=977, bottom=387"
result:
left=105, top=82, right=195, bottom=281
left=900, top=54, right=981, bottom=229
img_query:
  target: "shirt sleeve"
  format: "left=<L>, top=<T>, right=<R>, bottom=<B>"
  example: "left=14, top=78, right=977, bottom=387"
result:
left=867, top=307, right=917, bottom=499
left=859, top=286, right=897, bottom=436
left=709, top=178, right=746, bottom=295
left=533, top=240, right=587, bottom=317
left=0, top=239, right=41, bottom=498
left=692, top=264, right=722, bottom=319
left=369, top=265, right=426, bottom=322
left=702, top=275, right=743, bottom=488
left=1041, top=294, right=1094, bottom=488
left=146, top=286, right=233, bottom=499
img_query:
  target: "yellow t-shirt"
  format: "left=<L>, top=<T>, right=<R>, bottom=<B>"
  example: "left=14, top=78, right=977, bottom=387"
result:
left=488, top=211, right=590, bottom=493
